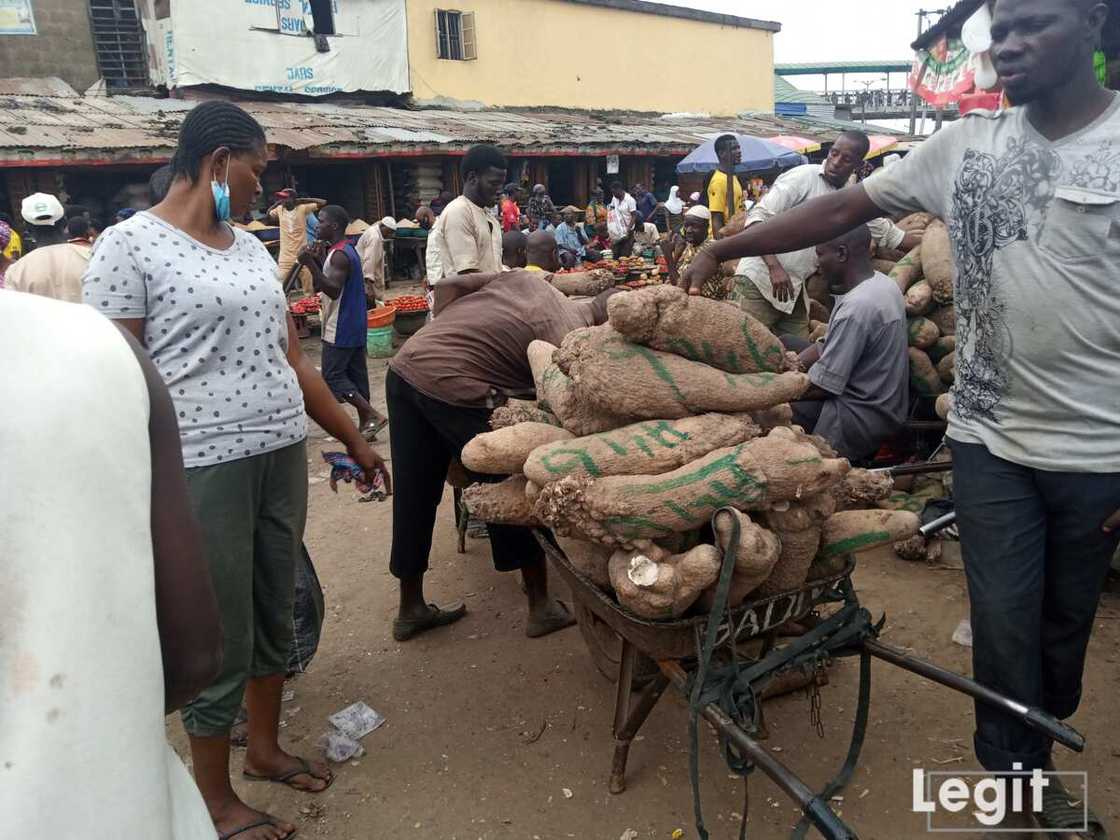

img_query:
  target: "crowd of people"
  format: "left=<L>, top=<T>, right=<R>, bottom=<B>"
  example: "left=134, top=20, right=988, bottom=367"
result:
left=3, top=1, right=1119, bottom=837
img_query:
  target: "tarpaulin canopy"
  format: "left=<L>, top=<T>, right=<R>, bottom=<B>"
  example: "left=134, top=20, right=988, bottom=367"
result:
left=865, top=135, right=900, bottom=160
left=769, top=135, right=822, bottom=154
left=676, top=134, right=806, bottom=175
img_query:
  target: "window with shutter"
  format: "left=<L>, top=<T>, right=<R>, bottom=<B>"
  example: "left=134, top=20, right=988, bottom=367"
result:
left=434, top=9, right=474, bottom=61
left=461, top=11, right=476, bottom=61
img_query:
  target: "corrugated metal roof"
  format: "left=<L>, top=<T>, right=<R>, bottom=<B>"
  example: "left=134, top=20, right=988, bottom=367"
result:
left=0, top=77, right=80, bottom=97
left=0, top=92, right=908, bottom=166
left=776, top=61, right=913, bottom=75
left=773, top=76, right=832, bottom=107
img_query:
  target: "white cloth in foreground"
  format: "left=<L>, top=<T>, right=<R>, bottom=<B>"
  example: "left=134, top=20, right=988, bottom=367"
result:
left=0, top=291, right=217, bottom=840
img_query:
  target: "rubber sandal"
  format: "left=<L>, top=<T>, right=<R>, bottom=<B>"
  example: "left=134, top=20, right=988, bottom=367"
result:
left=242, top=757, right=333, bottom=793
left=1038, top=772, right=1107, bottom=839
left=360, top=417, right=389, bottom=441
left=219, top=819, right=296, bottom=840
left=393, top=602, right=467, bottom=641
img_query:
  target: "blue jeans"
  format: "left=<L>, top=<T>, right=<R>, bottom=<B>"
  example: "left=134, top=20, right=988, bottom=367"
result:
left=952, top=441, right=1120, bottom=771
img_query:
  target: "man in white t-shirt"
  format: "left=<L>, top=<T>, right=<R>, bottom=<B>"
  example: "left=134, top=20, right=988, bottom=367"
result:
left=356, top=215, right=397, bottom=302
left=678, top=2, right=1117, bottom=832
left=1, top=291, right=222, bottom=839
left=606, top=180, right=637, bottom=255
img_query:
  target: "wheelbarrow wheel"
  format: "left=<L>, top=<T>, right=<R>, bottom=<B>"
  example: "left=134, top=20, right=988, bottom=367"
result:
left=574, top=602, right=659, bottom=685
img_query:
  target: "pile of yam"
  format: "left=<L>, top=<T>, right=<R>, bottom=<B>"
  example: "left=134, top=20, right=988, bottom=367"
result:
left=460, top=285, right=922, bottom=621
left=812, top=213, right=957, bottom=399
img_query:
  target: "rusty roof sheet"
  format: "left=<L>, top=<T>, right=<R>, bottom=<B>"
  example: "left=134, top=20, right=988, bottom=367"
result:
left=0, top=77, right=80, bottom=97
left=0, top=91, right=909, bottom=165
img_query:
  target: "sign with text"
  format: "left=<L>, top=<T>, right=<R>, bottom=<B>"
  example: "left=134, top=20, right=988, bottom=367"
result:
left=0, top=0, right=35, bottom=35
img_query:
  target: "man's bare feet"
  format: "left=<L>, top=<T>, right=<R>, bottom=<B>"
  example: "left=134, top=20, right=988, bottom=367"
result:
left=526, top=599, right=576, bottom=638
left=243, top=748, right=333, bottom=793
left=209, top=795, right=294, bottom=840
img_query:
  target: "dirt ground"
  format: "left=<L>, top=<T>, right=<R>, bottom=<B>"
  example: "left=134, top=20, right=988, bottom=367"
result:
left=169, top=336, right=1120, bottom=840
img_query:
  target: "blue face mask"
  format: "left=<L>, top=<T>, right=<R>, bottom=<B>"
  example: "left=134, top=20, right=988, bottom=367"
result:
left=211, top=157, right=231, bottom=222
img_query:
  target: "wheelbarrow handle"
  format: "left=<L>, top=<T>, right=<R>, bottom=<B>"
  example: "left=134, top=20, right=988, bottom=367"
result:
left=863, top=640, right=1085, bottom=753
left=919, top=511, right=956, bottom=538
left=1024, top=709, right=1086, bottom=753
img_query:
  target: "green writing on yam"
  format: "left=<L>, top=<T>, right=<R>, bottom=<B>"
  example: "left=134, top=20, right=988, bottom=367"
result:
left=819, top=530, right=891, bottom=559
left=537, top=420, right=693, bottom=477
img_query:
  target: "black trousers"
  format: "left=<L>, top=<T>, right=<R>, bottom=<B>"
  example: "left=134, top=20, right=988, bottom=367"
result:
left=386, top=369, right=543, bottom=580
left=952, top=441, right=1120, bottom=771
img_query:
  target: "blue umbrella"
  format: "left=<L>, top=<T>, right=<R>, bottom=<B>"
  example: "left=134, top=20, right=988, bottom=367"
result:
left=676, top=134, right=807, bottom=174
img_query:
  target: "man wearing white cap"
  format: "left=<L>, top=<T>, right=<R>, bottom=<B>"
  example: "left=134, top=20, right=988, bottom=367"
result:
left=8, top=194, right=91, bottom=303
left=20, top=192, right=66, bottom=248
left=664, top=205, right=733, bottom=301
left=356, top=215, right=396, bottom=303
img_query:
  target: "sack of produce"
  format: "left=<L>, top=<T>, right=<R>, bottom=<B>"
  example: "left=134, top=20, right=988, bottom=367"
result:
left=908, top=347, right=943, bottom=396
left=907, top=317, right=940, bottom=350
left=889, top=245, right=923, bottom=292
left=606, top=285, right=787, bottom=374
left=556, top=325, right=809, bottom=421
left=922, top=220, right=954, bottom=303
left=462, top=422, right=574, bottom=475
left=523, top=413, right=759, bottom=486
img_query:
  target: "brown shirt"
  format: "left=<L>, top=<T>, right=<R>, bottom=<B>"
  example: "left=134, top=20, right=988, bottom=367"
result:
left=391, top=270, right=594, bottom=407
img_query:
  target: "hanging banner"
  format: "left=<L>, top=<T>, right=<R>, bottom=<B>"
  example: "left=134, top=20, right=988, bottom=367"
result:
left=0, top=0, right=36, bottom=35
left=153, top=0, right=408, bottom=96
left=909, top=36, right=976, bottom=108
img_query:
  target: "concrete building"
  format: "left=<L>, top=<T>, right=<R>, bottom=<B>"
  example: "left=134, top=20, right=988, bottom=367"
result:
left=3, top=2, right=778, bottom=113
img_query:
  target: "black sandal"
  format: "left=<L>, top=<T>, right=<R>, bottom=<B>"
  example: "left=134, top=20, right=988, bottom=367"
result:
left=242, top=757, right=333, bottom=793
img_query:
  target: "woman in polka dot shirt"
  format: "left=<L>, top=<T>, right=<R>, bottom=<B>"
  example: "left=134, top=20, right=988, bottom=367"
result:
left=83, top=101, right=389, bottom=840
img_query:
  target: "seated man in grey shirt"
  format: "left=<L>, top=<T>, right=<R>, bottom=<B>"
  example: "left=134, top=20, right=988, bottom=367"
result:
left=789, top=225, right=909, bottom=461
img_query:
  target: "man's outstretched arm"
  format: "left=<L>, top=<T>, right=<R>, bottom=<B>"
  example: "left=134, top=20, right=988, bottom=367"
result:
left=679, top=185, right=884, bottom=295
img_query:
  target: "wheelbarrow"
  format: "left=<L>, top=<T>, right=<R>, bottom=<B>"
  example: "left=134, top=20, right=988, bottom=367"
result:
left=534, top=505, right=1086, bottom=839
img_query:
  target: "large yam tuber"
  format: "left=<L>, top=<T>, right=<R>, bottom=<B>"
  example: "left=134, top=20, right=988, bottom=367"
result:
left=765, top=492, right=837, bottom=532
left=897, top=212, right=934, bottom=232
left=549, top=269, right=614, bottom=297
left=905, top=280, right=934, bottom=316
left=523, top=413, right=760, bottom=486
left=462, top=422, right=574, bottom=475
left=557, top=536, right=612, bottom=591
left=937, top=351, right=956, bottom=385
left=838, top=468, right=894, bottom=507
left=908, top=347, right=943, bottom=396
left=607, top=285, right=787, bottom=374
left=928, top=305, right=956, bottom=337
left=696, top=510, right=782, bottom=609
left=928, top=335, right=956, bottom=364
left=756, top=526, right=821, bottom=596
left=751, top=404, right=794, bottom=430
left=935, top=392, right=952, bottom=420
left=463, top=476, right=539, bottom=526
left=535, top=431, right=848, bottom=546
left=557, top=325, right=809, bottom=421
left=529, top=339, right=630, bottom=435
left=907, top=317, right=940, bottom=350
left=609, top=543, right=722, bottom=619
left=719, top=209, right=748, bottom=238
left=809, top=322, right=828, bottom=342
left=922, top=220, right=954, bottom=303
left=490, top=399, right=560, bottom=429
left=889, top=245, right=923, bottom=292
left=871, top=258, right=898, bottom=276
left=819, top=510, right=921, bottom=558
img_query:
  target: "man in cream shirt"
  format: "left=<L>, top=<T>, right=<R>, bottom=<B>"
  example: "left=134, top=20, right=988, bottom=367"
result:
left=356, top=215, right=397, bottom=302
left=731, top=130, right=921, bottom=338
